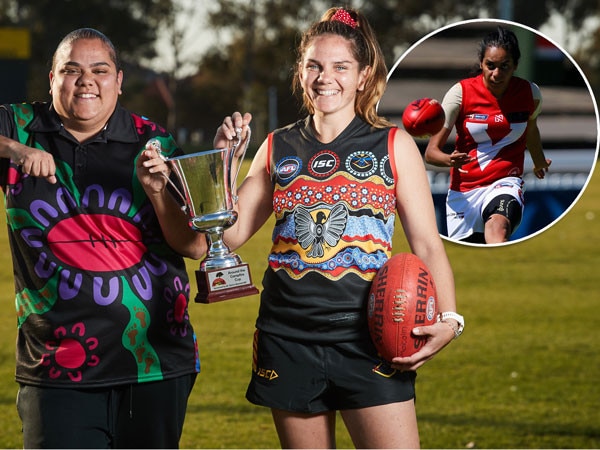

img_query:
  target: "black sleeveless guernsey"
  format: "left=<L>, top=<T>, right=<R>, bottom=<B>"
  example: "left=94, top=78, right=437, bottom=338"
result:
left=256, top=116, right=399, bottom=342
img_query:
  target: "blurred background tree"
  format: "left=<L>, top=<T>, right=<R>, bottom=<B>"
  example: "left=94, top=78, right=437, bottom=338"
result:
left=0, top=0, right=598, bottom=150
left=0, top=0, right=164, bottom=96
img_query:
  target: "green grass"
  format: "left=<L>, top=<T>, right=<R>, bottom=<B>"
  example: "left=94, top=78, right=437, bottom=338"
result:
left=0, top=163, right=599, bottom=448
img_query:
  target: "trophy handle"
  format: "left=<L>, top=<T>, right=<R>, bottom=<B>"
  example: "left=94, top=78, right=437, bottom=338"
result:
left=228, top=126, right=251, bottom=203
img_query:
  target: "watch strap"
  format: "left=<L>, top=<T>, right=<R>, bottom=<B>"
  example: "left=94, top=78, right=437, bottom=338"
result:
left=438, top=311, right=464, bottom=338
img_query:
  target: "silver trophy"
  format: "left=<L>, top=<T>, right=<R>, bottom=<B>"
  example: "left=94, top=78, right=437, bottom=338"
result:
left=148, top=129, right=259, bottom=303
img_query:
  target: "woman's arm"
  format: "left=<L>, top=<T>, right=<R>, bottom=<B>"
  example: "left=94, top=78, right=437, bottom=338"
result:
left=136, top=144, right=208, bottom=259
left=526, top=93, right=551, bottom=179
left=223, top=138, right=274, bottom=251
left=424, top=126, right=454, bottom=166
left=424, top=82, right=473, bottom=170
left=390, top=129, right=460, bottom=370
left=0, top=135, right=57, bottom=184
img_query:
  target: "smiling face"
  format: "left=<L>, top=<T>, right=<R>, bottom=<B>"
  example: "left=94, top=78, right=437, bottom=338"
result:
left=49, top=38, right=123, bottom=137
left=480, top=46, right=517, bottom=98
left=299, top=34, right=369, bottom=121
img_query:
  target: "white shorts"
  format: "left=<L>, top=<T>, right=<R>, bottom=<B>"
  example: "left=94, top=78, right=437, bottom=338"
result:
left=445, top=177, right=524, bottom=241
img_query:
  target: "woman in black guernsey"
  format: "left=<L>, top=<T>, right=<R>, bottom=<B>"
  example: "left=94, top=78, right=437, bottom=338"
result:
left=218, top=7, right=463, bottom=448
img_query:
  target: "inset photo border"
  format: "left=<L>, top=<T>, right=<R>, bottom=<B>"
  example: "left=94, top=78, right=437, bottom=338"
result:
left=379, top=19, right=599, bottom=247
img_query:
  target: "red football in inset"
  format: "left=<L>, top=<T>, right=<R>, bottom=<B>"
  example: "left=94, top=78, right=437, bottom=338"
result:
left=402, top=98, right=445, bottom=137
left=367, top=253, right=437, bottom=360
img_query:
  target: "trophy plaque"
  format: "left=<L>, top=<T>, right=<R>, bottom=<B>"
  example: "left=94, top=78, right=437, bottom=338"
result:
left=151, top=129, right=259, bottom=303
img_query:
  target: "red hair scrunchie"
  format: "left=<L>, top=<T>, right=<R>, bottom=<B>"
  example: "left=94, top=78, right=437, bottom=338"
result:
left=331, top=9, right=358, bottom=29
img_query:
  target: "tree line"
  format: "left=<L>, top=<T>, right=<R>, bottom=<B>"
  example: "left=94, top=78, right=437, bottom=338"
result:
left=1, top=0, right=598, bottom=149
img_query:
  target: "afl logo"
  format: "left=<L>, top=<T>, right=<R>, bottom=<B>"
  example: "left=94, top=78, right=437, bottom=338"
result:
left=276, top=157, right=302, bottom=180
left=308, top=151, right=339, bottom=178
left=346, top=151, right=377, bottom=178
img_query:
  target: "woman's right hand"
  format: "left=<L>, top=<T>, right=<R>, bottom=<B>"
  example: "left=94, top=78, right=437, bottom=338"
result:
left=7, top=139, right=57, bottom=184
left=136, top=140, right=171, bottom=195
left=449, top=150, right=473, bottom=172
left=214, top=112, right=252, bottom=153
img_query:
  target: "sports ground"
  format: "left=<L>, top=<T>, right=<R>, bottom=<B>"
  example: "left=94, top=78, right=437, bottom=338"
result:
left=0, top=159, right=597, bottom=448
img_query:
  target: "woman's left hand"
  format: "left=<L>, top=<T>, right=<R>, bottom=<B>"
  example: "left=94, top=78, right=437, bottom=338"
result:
left=390, top=321, right=456, bottom=371
left=533, top=158, right=552, bottom=179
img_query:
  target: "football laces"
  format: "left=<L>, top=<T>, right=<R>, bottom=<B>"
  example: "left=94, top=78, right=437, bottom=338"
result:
left=392, top=289, right=408, bottom=322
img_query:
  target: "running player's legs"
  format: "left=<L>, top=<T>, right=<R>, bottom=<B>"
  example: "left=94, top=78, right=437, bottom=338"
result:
left=448, top=177, right=524, bottom=244
left=482, top=191, right=524, bottom=243
left=446, top=188, right=487, bottom=242
left=484, top=213, right=512, bottom=243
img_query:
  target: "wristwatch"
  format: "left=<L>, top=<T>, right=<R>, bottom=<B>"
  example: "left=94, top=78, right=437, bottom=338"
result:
left=438, top=311, right=465, bottom=339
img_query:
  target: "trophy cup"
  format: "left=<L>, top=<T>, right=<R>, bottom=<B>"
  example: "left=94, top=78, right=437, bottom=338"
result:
left=150, top=129, right=259, bottom=303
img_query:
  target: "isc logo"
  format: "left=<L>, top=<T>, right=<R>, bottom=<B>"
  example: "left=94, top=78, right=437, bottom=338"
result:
left=313, top=159, right=335, bottom=169
left=309, top=150, right=339, bottom=177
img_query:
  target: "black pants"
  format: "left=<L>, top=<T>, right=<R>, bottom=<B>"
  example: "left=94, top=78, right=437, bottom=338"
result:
left=16, top=373, right=196, bottom=449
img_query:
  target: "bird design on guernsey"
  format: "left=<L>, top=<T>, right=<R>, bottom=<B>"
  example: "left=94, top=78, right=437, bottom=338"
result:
left=294, top=203, right=348, bottom=258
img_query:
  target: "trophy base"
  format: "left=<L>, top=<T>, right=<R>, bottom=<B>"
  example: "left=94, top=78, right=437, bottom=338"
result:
left=194, top=263, right=259, bottom=303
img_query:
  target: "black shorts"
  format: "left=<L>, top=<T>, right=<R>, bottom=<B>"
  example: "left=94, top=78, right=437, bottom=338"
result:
left=246, top=330, right=416, bottom=413
left=16, top=373, right=196, bottom=449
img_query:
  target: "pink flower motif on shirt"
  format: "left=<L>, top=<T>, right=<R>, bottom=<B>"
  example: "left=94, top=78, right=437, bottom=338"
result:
left=41, top=322, right=100, bottom=382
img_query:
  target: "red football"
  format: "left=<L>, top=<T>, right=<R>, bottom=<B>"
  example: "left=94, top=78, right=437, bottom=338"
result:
left=402, top=98, right=445, bottom=137
left=367, top=253, right=437, bottom=360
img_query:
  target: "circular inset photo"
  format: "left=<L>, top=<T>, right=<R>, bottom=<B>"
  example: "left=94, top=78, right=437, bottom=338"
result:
left=379, top=19, right=599, bottom=246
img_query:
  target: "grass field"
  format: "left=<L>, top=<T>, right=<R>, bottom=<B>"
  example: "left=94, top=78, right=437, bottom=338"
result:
left=0, top=163, right=598, bottom=448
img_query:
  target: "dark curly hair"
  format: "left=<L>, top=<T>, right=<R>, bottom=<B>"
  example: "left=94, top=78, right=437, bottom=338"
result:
left=477, top=26, right=521, bottom=66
